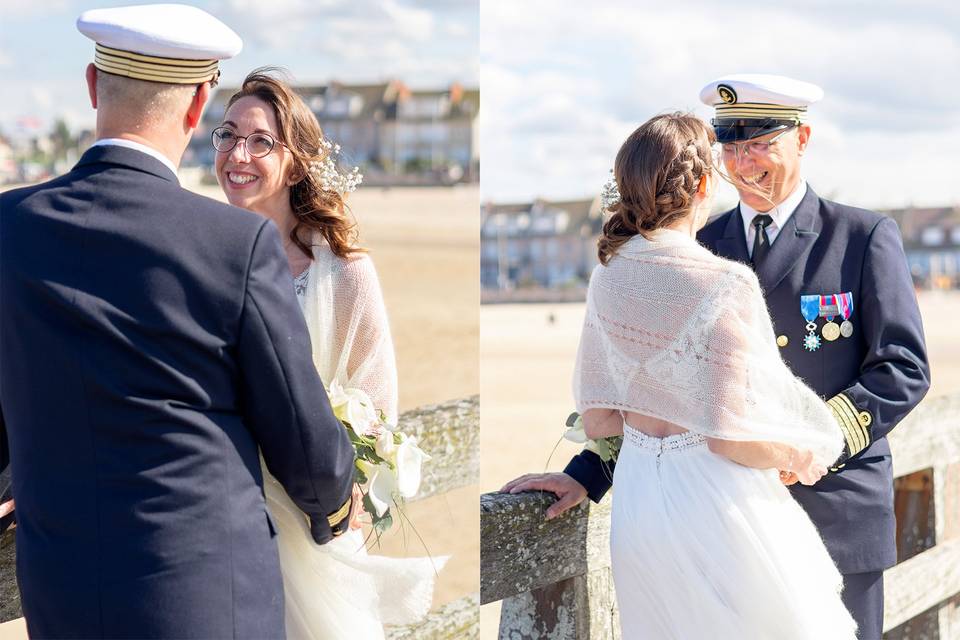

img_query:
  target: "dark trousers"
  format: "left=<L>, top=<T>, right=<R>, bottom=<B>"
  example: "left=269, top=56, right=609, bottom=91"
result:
left=842, top=571, right=884, bottom=640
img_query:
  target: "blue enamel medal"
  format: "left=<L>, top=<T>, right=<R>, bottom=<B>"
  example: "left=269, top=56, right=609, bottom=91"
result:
left=801, top=295, right=821, bottom=352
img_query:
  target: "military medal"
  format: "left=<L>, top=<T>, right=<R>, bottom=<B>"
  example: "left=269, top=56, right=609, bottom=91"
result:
left=800, top=295, right=821, bottom=352
left=837, top=292, right=854, bottom=338
left=820, top=294, right=841, bottom=342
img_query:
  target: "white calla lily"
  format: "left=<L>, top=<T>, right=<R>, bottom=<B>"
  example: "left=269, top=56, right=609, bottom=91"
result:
left=394, top=437, right=430, bottom=498
left=365, top=462, right=398, bottom=518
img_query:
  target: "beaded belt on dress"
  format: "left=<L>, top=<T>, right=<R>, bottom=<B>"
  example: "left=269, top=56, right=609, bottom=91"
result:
left=622, top=425, right=705, bottom=453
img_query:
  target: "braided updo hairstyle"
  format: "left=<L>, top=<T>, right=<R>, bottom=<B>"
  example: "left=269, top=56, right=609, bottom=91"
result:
left=598, top=112, right=715, bottom=265
left=224, top=67, right=362, bottom=259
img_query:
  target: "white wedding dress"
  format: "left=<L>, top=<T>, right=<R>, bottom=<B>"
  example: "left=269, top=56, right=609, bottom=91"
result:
left=573, top=229, right=858, bottom=639
left=260, top=238, right=443, bottom=639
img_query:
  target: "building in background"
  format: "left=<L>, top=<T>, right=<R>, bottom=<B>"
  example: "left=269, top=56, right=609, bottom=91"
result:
left=886, top=206, right=960, bottom=289
left=185, top=80, right=479, bottom=186
left=481, top=198, right=601, bottom=301
left=481, top=201, right=960, bottom=300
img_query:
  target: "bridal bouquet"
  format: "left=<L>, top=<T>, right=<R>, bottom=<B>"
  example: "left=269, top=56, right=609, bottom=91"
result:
left=563, top=411, right=622, bottom=463
left=326, top=381, right=430, bottom=534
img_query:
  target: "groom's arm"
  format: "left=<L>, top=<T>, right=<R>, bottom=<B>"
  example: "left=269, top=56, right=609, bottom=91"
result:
left=829, top=217, right=930, bottom=468
left=236, top=221, right=355, bottom=544
left=563, top=449, right=615, bottom=503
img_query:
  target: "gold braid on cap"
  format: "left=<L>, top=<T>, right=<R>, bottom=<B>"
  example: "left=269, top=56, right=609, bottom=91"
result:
left=714, top=103, right=807, bottom=124
left=94, top=43, right=220, bottom=84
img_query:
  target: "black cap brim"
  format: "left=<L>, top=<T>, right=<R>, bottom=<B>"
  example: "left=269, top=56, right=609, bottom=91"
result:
left=711, top=118, right=794, bottom=143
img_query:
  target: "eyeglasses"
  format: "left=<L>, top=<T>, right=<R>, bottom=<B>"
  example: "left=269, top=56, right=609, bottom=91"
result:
left=211, top=126, right=288, bottom=158
left=720, top=127, right=795, bottom=160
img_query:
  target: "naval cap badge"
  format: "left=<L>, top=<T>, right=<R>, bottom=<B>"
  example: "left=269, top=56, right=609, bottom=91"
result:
left=717, top=84, right=737, bottom=104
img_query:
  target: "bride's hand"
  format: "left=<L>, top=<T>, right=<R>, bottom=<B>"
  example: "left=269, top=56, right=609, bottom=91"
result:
left=789, top=450, right=827, bottom=486
left=348, top=484, right=365, bottom=530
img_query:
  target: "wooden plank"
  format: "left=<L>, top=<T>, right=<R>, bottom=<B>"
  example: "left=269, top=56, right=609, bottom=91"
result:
left=386, top=594, right=479, bottom=640
left=0, top=530, right=19, bottom=624
left=889, top=395, right=960, bottom=477
left=398, top=395, right=479, bottom=501
left=480, top=491, right=611, bottom=604
left=884, top=537, right=960, bottom=632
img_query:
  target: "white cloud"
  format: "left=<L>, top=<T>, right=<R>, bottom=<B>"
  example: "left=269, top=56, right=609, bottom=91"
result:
left=480, top=0, right=960, bottom=207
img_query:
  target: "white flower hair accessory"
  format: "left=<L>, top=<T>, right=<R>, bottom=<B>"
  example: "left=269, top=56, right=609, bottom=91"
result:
left=600, top=170, right=620, bottom=212
left=308, top=137, right=363, bottom=194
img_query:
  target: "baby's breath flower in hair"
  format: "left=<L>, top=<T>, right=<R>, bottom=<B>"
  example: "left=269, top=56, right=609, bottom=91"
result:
left=600, top=170, right=620, bottom=213
left=309, top=137, right=363, bottom=194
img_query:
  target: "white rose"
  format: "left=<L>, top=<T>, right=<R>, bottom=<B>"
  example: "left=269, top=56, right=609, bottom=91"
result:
left=327, top=381, right=351, bottom=422
left=375, top=430, right=397, bottom=459
left=347, top=389, right=378, bottom=433
left=394, top=436, right=430, bottom=499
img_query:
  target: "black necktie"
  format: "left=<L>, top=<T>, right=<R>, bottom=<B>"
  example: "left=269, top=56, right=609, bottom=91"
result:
left=751, top=214, right=774, bottom=266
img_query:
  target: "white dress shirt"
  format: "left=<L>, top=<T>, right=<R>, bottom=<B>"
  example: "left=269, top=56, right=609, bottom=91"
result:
left=91, top=138, right=179, bottom=178
left=740, top=179, right=807, bottom=257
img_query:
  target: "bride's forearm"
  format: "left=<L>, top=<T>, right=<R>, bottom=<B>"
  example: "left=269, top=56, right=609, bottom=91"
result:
left=583, top=409, right=623, bottom=439
left=706, top=438, right=795, bottom=471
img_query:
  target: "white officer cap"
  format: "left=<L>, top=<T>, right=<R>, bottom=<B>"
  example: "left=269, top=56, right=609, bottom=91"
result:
left=699, top=74, right=823, bottom=142
left=77, top=4, right=242, bottom=85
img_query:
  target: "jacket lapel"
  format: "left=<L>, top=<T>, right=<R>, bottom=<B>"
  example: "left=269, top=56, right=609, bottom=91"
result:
left=754, top=185, right=822, bottom=293
left=714, top=208, right=750, bottom=264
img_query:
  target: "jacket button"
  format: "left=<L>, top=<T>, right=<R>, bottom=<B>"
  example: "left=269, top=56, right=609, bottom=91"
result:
left=777, top=335, right=789, bottom=348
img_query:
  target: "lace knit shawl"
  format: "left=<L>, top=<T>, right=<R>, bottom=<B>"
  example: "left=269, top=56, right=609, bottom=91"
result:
left=299, top=237, right=399, bottom=426
left=573, top=229, right=842, bottom=466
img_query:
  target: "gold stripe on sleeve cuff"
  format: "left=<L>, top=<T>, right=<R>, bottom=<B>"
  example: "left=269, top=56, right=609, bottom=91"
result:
left=327, top=497, right=351, bottom=527
left=828, top=400, right=862, bottom=455
left=828, top=393, right=871, bottom=457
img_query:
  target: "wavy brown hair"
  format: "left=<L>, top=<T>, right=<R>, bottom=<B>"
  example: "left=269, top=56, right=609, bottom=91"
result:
left=224, top=67, right=363, bottom=259
left=598, top=112, right=715, bottom=265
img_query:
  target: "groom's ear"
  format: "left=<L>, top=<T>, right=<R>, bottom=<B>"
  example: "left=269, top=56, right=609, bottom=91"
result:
left=85, top=64, right=98, bottom=109
left=185, top=82, right=211, bottom=131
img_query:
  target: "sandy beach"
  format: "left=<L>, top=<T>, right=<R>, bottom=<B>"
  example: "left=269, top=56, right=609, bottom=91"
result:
left=479, top=291, right=960, bottom=636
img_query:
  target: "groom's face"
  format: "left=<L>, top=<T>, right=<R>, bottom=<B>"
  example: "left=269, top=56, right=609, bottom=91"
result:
left=722, top=125, right=810, bottom=212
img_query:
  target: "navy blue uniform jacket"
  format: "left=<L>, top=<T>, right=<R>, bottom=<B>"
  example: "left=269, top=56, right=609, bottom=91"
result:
left=0, top=145, right=355, bottom=638
left=565, top=186, right=930, bottom=575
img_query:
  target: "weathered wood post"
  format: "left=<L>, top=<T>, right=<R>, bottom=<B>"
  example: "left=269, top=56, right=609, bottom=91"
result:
left=481, top=492, right=618, bottom=639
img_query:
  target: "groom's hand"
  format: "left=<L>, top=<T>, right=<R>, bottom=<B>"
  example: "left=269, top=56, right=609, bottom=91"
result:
left=500, top=473, right=588, bottom=520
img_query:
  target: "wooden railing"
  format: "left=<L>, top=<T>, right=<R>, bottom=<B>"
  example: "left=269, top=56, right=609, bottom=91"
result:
left=0, top=395, right=480, bottom=639
left=481, top=394, right=960, bottom=639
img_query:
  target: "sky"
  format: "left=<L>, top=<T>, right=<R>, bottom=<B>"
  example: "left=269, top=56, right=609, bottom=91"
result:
left=480, top=0, right=960, bottom=210
left=0, top=0, right=478, bottom=134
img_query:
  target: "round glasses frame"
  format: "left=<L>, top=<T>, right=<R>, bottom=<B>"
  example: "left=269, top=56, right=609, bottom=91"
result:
left=211, top=126, right=289, bottom=158
left=720, top=126, right=796, bottom=160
